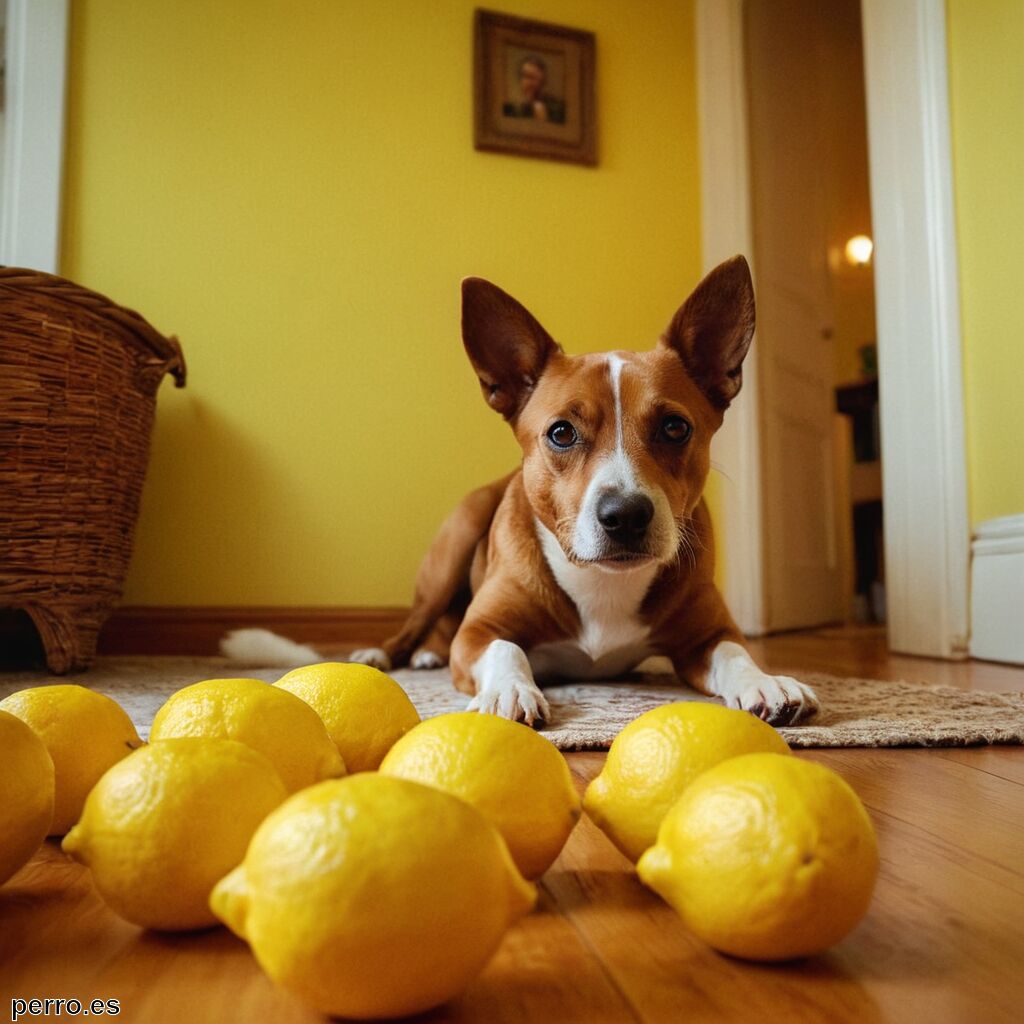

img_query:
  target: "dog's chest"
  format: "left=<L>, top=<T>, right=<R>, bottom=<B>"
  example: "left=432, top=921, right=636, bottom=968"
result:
left=530, top=524, right=656, bottom=680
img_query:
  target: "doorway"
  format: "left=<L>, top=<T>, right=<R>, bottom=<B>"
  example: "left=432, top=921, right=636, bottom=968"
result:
left=744, top=0, right=882, bottom=632
left=0, top=0, right=69, bottom=273
left=697, top=0, right=969, bottom=658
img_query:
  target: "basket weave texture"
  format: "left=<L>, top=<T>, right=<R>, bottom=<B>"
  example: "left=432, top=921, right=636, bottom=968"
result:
left=0, top=267, right=185, bottom=673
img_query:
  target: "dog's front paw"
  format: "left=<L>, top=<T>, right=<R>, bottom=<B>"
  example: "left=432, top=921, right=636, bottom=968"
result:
left=467, top=680, right=551, bottom=727
left=708, top=642, right=819, bottom=726
left=728, top=673, right=819, bottom=726
left=347, top=647, right=392, bottom=671
left=410, top=648, right=446, bottom=670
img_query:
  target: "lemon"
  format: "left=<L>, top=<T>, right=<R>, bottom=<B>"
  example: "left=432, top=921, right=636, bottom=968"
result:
left=0, top=710, right=56, bottom=885
left=275, top=662, right=420, bottom=772
left=62, top=738, right=287, bottom=931
left=211, top=774, right=534, bottom=1019
left=584, top=702, right=790, bottom=862
left=0, top=685, right=142, bottom=835
left=149, top=678, right=345, bottom=792
left=379, top=712, right=580, bottom=879
left=638, top=752, right=879, bottom=960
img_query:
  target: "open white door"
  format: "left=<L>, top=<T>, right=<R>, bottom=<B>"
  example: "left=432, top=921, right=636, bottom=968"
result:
left=744, top=0, right=844, bottom=631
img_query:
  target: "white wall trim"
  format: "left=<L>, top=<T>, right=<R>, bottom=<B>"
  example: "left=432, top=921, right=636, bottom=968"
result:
left=1, top=0, right=69, bottom=273
left=970, top=514, right=1024, bottom=664
left=860, top=0, right=969, bottom=657
left=696, top=0, right=765, bottom=635
left=697, top=0, right=970, bottom=657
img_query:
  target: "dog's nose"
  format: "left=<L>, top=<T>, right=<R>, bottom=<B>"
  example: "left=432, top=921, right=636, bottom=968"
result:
left=597, top=492, right=654, bottom=541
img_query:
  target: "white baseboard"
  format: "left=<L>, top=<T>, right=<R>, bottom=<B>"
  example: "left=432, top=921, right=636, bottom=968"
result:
left=970, top=514, right=1024, bottom=665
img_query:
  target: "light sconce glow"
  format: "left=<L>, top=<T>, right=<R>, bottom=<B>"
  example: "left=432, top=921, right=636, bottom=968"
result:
left=845, top=234, right=874, bottom=266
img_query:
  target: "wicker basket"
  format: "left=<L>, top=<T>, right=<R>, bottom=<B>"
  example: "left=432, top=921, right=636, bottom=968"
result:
left=0, top=268, right=186, bottom=673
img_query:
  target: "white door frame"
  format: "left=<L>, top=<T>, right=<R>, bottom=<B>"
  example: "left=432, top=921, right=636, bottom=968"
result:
left=1, top=0, right=69, bottom=273
left=697, top=0, right=970, bottom=658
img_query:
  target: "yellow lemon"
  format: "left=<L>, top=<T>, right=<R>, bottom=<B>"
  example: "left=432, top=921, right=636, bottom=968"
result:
left=379, top=712, right=581, bottom=879
left=0, top=685, right=142, bottom=835
left=149, top=678, right=345, bottom=792
left=275, top=662, right=420, bottom=772
left=584, top=702, right=790, bottom=861
left=638, top=752, right=879, bottom=960
left=0, top=710, right=55, bottom=885
left=62, top=738, right=287, bottom=931
left=211, top=774, right=535, bottom=1019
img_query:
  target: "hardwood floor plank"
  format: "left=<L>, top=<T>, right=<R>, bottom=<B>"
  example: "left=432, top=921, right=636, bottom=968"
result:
left=430, top=887, right=641, bottom=1023
left=747, top=626, right=1024, bottom=694
left=90, top=928, right=319, bottom=1024
left=0, top=845, right=319, bottom=1023
left=938, top=747, right=1024, bottom=786
left=823, top=807, right=1024, bottom=1024
left=796, top=749, right=1024, bottom=882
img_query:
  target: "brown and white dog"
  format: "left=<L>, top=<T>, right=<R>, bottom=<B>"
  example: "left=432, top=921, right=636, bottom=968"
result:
left=346, top=256, right=818, bottom=727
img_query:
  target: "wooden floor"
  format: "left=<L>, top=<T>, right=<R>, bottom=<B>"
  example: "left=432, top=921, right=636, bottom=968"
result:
left=2, top=628, right=1022, bottom=1023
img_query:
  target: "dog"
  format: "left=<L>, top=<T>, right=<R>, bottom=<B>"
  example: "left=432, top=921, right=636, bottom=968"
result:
left=333, top=256, right=818, bottom=727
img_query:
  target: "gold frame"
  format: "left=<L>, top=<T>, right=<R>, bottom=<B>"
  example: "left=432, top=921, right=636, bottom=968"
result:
left=473, top=9, right=597, bottom=166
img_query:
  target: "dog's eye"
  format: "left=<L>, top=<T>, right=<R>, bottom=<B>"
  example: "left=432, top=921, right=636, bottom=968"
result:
left=547, top=421, right=579, bottom=449
left=659, top=414, right=693, bottom=445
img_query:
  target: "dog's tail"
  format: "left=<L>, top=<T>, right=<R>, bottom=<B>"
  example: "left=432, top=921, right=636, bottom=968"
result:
left=220, top=628, right=321, bottom=668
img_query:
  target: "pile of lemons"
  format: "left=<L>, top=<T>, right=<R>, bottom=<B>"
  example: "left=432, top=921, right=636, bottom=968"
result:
left=586, top=703, right=879, bottom=961
left=1, top=667, right=878, bottom=1019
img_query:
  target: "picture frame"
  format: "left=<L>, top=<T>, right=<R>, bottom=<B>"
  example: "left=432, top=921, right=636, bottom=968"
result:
left=473, top=9, right=597, bottom=167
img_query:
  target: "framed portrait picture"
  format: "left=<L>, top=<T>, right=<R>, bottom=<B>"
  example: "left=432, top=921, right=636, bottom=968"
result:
left=473, top=9, right=597, bottom=166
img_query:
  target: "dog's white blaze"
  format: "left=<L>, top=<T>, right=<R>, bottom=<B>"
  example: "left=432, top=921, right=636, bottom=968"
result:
left=608, top=353, right=634, bottom=481
left=573, top=355, right=640, bottom=560
left=707, top=640, right=818, bottom=718
left=571, top=354, right=677, bottom=564
left=533, top=519, right=654, bottom=678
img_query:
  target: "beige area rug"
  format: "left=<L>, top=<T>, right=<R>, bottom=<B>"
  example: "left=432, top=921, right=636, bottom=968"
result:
left=2, top=656, right=1023, bottom=749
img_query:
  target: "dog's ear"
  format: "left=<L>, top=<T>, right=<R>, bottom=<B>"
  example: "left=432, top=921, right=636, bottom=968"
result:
left=462, top=278, right=562, bottom=420
left=660, top=255, right=755, bottom=409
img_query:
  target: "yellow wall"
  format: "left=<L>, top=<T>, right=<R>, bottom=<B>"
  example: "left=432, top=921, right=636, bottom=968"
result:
left=947, top=0, right=1024, bottom=525
left=62, top=0, right=703, bottom=606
